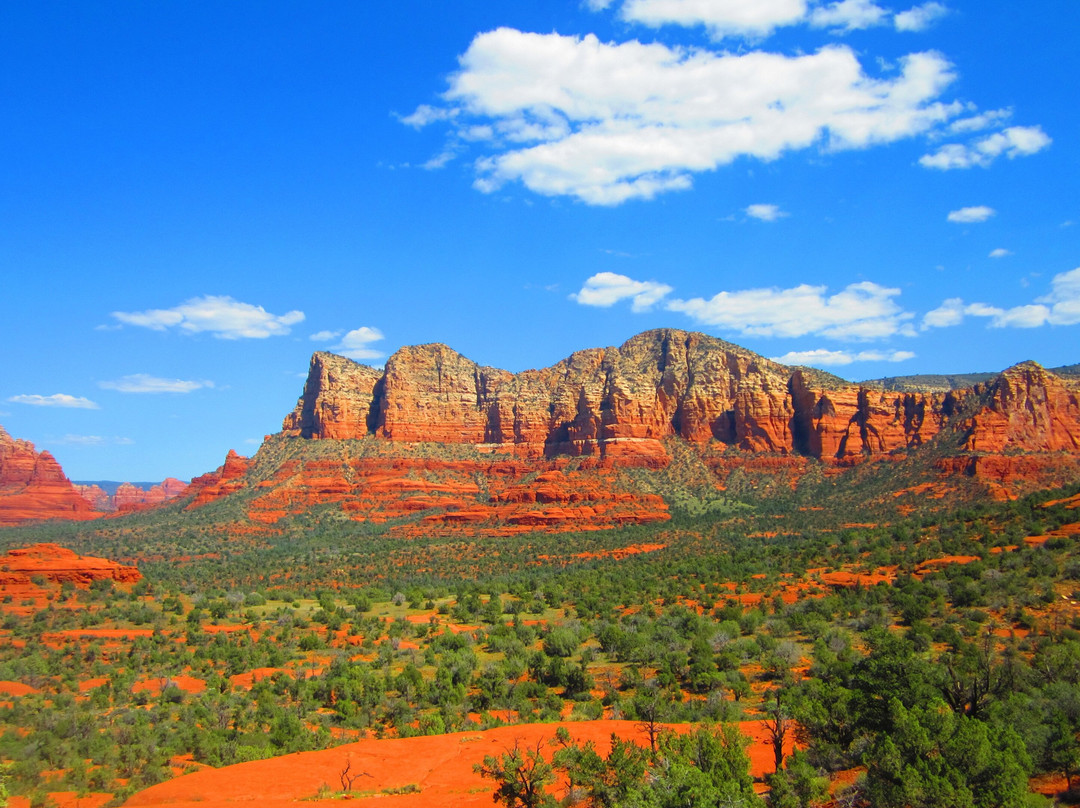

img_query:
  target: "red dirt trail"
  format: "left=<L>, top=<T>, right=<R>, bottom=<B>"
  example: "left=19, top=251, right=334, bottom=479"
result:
left=124, top=720, right=790, bottom=808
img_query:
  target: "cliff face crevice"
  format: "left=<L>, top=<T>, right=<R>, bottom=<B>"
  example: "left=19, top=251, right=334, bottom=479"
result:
left=100, top=332, right=1080, bottom=531
left=283, top=329, right=994, bottom=467
left=270, top=331, right=1080, bottom=507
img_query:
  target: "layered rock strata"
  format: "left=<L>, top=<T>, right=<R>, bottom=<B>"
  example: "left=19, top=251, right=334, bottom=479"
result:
left=283, top=330, right=962, bottom=467
left=74, top=478, right=189, bottom=512
left=0, top=543, right=141, bottom=586
left=0, top=426, right=101, bottom=526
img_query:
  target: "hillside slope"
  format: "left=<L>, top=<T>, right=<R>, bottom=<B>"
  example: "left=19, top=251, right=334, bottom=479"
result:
left=176, top=330, right=1080, bottom=534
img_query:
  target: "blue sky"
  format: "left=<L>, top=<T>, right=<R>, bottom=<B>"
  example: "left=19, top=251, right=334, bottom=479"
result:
left=1, top=1, right=1077, bottom=482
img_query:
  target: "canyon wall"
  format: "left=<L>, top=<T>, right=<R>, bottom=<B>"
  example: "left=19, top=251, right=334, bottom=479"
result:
left=282, top=329, right=972, bottom=467
left=0, top=426, right=101, bottom=526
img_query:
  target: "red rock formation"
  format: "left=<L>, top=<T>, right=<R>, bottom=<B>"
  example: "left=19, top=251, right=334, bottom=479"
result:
left=961, top=362, right=1080, bottom=453
left=114, top=478, right=190, bottom=512
left=0, top=426, right=101, bottom=526
left=185, top=450, right=252, bottom=509
left=73, top=483, right=111, bottom=510
left=75, top=478, right=190, bottom=513
left=240, top=454, right=669, bottom=536
left=285, top=331, right=811, bottom=466
left=181, top=333, right=1080, bottom=528
left=282, top=352, right=385, bottom=439
left=934, top=363, right=1080, bottom=499
left=0, top=543, right=140, bottom=586
left=279, top=330, right=973, bottom=469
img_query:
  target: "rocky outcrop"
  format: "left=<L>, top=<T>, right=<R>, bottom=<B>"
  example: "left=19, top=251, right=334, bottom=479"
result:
left=935, top=362, right=1080, bottom=499
left=160, top=331, right=1080, bottom=530
left=0, top=543, right=141, bottom=586
left=114, top=478, right=188, bottom=512
left=0, top=426, right=101, bottom=526
left=74, top=478, right=189, bottom=512
left=281, top=330, right=970, bottom=466
left=241, top=455, right=669, bottom=536
left=960, top=362, right=1080, bottom=453
left=185, top=450, right=252, bottom=509
left=282, top=352, right=385, bottom=440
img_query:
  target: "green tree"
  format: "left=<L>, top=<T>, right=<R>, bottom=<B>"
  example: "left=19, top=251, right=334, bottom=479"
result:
left=474, top=739, right=556, bottom=808
left=646, top=725, right=765, bottom=808
left=864, top=698, right=1031, bottom=808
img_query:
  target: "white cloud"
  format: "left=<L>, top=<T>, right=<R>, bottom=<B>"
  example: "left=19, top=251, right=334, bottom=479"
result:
left=333, top=327, right=386, bottom=361
left=809, top=0, right=890, bottom=31
left=572, top=272, right=674, bottom=311
left=746, top=203, right=788, bottom=222
left=8, top=394, right=99, bottom=409
left=50, top=435, right=134, bottom=447
left=309, top=330, right=341, bottom=342
left=894, top=2, right=948, bottom=32
left=112, top=295, right=304, bottom=339
left=601, top=0, right=933, bottom=37
left=921, top=267, right=1080, bottom=330
left=422, top=149, right=458, bottom=170
left=947, top=205, right=995, bottom=223
left=977, top=126, right=1052, bottom=159
left=921, top=297, right=965, bottom=329
left=98, top=374, right=213, bottom=394
left=397, top=104, right=457, bottom=128
left=947, top=107, right=1010, bottom=134
left=772, top=348, right=916, bottom=366
left=991, top=304, right=1051, bottom=329
left=1038, top=266, right=1080, bottom=326
left=920, top=125, right=1051, bottom=169
left=616, top=0, right=809, bottom=39
left=989, top=248, right=1011, bottom=259
left=666, top=280, right=915, bottom=340
left=410, top=29, right=960, bottom=205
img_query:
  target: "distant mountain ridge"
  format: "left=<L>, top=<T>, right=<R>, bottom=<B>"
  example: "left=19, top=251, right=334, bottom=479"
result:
left=4, top=329, right=1080, bottom=530
left=863, top=363, right=1080, bottom=392
left=179, top=329, right=1080, bottom=534
left=0, top=426, right=188, bottom=525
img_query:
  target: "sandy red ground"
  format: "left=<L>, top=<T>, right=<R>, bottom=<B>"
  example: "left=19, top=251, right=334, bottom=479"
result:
left=0, top=680, right=39, bottom=696
left=124, top=720, right=791, bottom=808
left=132, top=675, right=206, bottom=695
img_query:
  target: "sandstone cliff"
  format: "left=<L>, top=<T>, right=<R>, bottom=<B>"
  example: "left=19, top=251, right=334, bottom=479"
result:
left=185, top=449, right=253, bottom=509
left=74, top=478, right=189, bottom=512
left=14, top=333, right=1074, bottom=535
left=938, top=361, right=1080, bottom=499
left=0, top=543, right=141, bottom=587
left=282, top=329, right=961, bottom=467
left=0, top=426, right=101, bottom=526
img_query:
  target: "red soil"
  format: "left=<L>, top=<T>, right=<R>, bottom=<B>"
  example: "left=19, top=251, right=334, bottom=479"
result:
left=44, top=628, right=155, bottom=644
left=0, top=680, right=39, bottom=696
left=201, top=624, right=250, bottom=634
left=0, top=544, right=140, bottom=589
left=229, top=665, right=328, bottom=689
left=817, top=569, right=896, bottom=589
left=549, top=542, right=667, bottom=562
left=124, top=720, right=790, bottom=808
left=914, top=555, right=980, bottom=573
left=233, top=456, right=670, bottom=538
left=132, top=675, right=206, bottom=695
left=1044, top=493, right=1080, bottom=510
